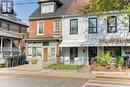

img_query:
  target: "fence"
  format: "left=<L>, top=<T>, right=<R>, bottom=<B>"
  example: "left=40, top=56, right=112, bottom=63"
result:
left=42, top=58, right=88, bottom=68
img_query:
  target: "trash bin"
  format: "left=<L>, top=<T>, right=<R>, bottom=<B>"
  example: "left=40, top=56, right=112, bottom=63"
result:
left=5, top=57, right=13, bottom=68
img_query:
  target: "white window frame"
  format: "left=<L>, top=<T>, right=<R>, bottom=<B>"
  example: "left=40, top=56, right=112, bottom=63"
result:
left=37, top=21, right=44, bottom=35
left=50, top=47, right=56, bottom=58
left=41, top=2, right=55, bottom=14
left=53, top=21, right=60, bottom=33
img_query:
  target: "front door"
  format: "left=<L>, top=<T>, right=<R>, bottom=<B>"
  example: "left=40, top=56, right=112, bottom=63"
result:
left=88, top=47, right=97, bottom=64
left=44, top=48, right=48, bottom=61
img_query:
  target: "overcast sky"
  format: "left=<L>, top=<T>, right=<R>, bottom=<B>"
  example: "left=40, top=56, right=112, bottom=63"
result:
left=15, top=0, right=38, bottom=24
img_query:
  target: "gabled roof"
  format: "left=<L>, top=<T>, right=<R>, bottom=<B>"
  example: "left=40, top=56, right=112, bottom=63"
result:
left=29, top=0, right=90, bottom=20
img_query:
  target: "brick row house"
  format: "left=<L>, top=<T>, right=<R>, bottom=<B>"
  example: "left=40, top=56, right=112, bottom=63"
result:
left=26, top=0, right=63, bottom=64
left=0, top=0, right=28, bottom=63
left=27, top=0, right=130, bottom=65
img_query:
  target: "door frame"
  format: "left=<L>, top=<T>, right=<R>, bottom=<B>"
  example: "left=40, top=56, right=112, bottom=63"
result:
left=88, top=47, right=97, bottom=65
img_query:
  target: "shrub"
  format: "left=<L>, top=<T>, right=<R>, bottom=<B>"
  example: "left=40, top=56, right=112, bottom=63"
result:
left=116, top=56, right=124, bottom=68
left=0, top=63, right=4, bottom=68
left=31, top=59, right=38, bottom=64
left=96, top=52, right=111, bottom=67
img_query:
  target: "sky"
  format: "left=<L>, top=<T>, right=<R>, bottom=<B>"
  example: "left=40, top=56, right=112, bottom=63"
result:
left=15, top=0, right=38, bottom=24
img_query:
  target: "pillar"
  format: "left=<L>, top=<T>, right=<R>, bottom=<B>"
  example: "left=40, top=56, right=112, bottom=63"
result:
left=86, top=47, right=89, bottom=65
left=19, top=40, right=22, bottom=55
left=1, top=38, right=3, bottom=53
left=10, top=38, right=13, bottom=56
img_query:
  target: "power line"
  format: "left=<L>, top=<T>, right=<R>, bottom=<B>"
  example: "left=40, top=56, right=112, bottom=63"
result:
left=15, top=2, right=37, bottom=5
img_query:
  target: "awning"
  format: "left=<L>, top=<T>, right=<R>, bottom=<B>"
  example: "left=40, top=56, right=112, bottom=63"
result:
left=59, top=40, right=83, bottom=47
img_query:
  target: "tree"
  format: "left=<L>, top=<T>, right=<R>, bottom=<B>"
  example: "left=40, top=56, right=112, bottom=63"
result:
left=83, top=0, right=130, bottom=16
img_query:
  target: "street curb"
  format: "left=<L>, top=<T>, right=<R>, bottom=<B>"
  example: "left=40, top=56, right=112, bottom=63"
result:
left=0, top=71, right=96, bottom=81
left=0, top=72, right=130, bottom=82
left=0, top=70, right=130, bottom=82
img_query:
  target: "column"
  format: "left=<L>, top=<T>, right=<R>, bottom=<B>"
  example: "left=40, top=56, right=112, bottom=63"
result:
left=86, top=47, right=89, bottom=65
left=1, top=38, right=3, bottom=53
left=19, top=40, right=22, bottom=55
left=10, top=38, right=13, bottom=56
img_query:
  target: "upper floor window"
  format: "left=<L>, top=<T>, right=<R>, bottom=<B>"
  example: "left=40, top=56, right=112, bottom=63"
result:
left=54, top=19, right=60, bottom=33
left=1, top=1, right=14, bottom=14
left=6, top=23, right=10, bottom=31
left=107, top=16, right=117, bottom=33
left=70, top=19, right=78, bottom=34
left=37, top=21, right=44, bottom=35
left=88, top=18, right=97, bottom=33
left=41, top=2, right=54, bottom=13
left=18, top=25, right=21, bottom=33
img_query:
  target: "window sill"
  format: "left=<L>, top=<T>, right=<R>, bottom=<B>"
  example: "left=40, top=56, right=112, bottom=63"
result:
left=88, top=32, right=98, bottom=34
left=70, top=33, right=78, bottom=35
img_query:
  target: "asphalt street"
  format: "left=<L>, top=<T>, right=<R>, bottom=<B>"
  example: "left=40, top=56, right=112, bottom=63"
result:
left=0, top=74, right=130, bottom=87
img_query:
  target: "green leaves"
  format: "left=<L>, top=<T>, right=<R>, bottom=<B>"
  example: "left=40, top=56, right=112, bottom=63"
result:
left=96, top=52, right=111, bottom=67
left=116, top=56, right=124, bottom=68
left=83, top=0, right=129, bottom=15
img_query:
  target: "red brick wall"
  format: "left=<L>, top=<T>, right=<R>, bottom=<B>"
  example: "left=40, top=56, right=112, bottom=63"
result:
left=29, top=18, right=62, bottom=38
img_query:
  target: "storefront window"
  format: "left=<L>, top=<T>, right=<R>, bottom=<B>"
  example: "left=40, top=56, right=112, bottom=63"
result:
left=28, top=42, right=42, bottom=57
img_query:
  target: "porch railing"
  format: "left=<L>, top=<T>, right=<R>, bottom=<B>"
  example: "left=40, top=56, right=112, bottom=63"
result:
left=0, top=47, right=19, bottom=52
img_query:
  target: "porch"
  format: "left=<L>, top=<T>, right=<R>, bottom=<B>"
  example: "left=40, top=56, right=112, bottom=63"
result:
left=0, top=29, right=25, bottom=67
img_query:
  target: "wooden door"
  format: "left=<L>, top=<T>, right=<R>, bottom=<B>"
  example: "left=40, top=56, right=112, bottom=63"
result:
left=44, top=48, right=48, bottom=61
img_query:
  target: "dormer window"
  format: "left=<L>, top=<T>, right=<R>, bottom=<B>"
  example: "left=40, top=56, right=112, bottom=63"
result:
left=41, top=2, right=55, bottom=13
left=1, top=1, right=14, bottom=14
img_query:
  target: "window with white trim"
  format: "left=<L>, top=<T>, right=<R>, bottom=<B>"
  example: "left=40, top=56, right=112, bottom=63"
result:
left=54, top=20, right=60, bottom=33
left=41, top=2, right=54, bottom=13
left=37, top=21, right=44, bottom=35
left=50, top=47, right=55, bottom=57
left=1, top=1, right=14, bottom=14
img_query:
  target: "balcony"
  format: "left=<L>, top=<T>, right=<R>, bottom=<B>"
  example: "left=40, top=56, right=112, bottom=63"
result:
left=0, top=29, right=23, bottom=39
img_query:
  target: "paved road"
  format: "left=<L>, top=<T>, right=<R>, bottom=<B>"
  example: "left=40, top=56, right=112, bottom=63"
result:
left=0, top=74, right=86, bottom=87
left=0, top=74, right=130, bottom=87
left=82, top=80, right=130, bottom=87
